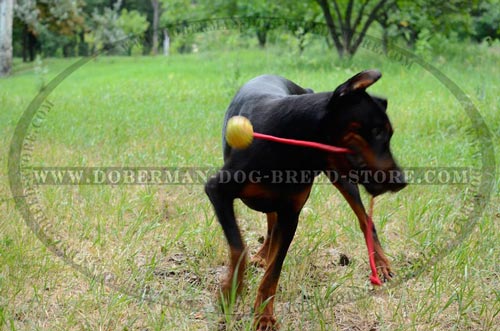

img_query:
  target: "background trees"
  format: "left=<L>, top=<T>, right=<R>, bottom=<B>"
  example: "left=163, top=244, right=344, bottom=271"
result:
left=316, top=0, right=388, bottom=57
left=1, top=0, right=500, bottom=76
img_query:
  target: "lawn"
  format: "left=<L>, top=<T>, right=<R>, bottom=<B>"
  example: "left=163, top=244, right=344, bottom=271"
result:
left=0, top=40, right=499, bottom=330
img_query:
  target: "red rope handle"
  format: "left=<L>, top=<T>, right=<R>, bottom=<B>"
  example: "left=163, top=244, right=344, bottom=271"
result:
left=252, top=132, right=352, bottom=153
left=366, top=197, right=382, bottom=286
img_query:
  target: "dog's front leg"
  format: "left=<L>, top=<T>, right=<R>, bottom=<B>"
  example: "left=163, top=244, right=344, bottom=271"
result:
left=325, top=173, right=394, bottom=281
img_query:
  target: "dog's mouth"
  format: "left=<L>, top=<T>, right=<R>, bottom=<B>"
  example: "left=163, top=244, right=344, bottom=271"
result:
left=346, top=154, right=407, bottom=196
left=362, top=172, right=406, bottom=196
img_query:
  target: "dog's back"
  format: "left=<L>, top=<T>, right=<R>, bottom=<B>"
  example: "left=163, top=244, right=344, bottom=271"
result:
left=223, top=75, right=315, bottom=159
left=232, top=74, right=312, bottom=100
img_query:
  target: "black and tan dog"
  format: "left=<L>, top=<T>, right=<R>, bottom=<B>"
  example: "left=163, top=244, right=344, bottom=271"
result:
left=205, top=70, right=406, bottom=330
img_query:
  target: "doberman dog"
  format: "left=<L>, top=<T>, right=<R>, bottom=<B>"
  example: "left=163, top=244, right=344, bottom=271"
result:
left=205, top=70, right=406, bottom=330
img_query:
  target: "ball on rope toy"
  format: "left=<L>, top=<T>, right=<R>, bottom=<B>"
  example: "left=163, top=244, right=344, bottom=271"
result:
left=225, top=116, right=254, bottom=149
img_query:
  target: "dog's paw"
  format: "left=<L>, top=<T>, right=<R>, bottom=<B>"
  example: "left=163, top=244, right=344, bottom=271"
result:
left=375, top=255, right=394, bottom=282
left=250, top=254, right=267, bottom=269
left=254, top=315, right=278, bottom=331
left=218, top=277, right=244, bottom=303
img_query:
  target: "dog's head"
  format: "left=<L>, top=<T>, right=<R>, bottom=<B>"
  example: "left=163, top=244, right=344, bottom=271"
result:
left=325, top=70, right=406, bottom=196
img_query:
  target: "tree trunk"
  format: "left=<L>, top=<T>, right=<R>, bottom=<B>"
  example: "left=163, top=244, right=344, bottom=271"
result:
left=63, top=37, right=77, bottom=57
left=0, top=0, right=14, bottom=76
left=78, top=30, right=88, bottom=56
left=316, top=0, right=388, bottom=58
left=27, top=28, right=36, bottom=61
left=350, top=0, right=387, bottom=56
left=22, top=24, right=28, bottom=62
left=316, top=0, right=345, bottom=58
left=163, top=29, right=170, bottom=56
left=22, top=24, right=37, bottom=62
left=151, top=0, right=160, bottom=55
left=256, top=29, right=267, bottom=48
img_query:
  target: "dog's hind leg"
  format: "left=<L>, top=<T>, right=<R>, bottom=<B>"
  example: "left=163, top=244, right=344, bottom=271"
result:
left=205, top=171, right=247, bottom=299
left=253, top=187, right=311, bottom=330
left=253, top=208, right=299, bottom=331
left=251, top=212, right=277, bottom=268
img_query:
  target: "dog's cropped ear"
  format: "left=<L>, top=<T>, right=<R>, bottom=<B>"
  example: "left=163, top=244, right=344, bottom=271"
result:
left=332, top=69, right=381, bottom=98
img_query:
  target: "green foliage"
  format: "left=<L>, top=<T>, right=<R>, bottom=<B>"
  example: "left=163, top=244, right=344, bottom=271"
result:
left=9, top=0, right=500, bottom=61
left=14, top=0, right=85, bottom=59
left=37, top=0, right=85, bottom=36
left=15, top=0, right=85, bottom=35
left=472, top=0, right=500, bottom=41
left=118, top=9, right=149, bottom=37
left=38, top=29, right=70, bottom=57
left=158, top=0, right=194, bottom=54
left=386, top=0, right=476, bottom=46
left=117, top=9, right=149, bottom=54
left=14, top=0, right=38, bottom=28
left=414, top=28, right=432, bottom=61
left=89, top=2, right=126, bottom=54
left=160, top=0, right=198, bottom=24
left=198, top=0, right=320, bottom=50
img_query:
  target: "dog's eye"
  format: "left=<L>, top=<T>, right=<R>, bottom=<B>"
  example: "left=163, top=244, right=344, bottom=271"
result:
left=372, top=127, right=384, bottom=140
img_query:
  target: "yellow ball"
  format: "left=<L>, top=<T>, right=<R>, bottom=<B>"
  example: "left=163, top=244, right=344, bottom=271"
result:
left=225, top=116, right=254, bottom=149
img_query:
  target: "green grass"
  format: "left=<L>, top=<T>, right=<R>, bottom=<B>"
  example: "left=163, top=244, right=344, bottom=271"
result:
left=0, top=42, right=499, bottom=330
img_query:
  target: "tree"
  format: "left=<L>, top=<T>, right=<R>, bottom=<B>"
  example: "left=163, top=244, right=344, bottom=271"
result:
left=374, top=1, right=397, bottom=54
left=238, top=1, right=280, bottom=48
left=118, top=9, right=149, bottom=37
left=315, top=0, right=389, bottom=57
left=471, top=0, right=500, bottom=41
left=160, top=0, right=199, bottom=54
left=117, top=8, right=149, bottom=54
left=0, top=0, right=14, bottom=76
left=275, top=0, right=321, bottom=53
left=90, top=0, right=126, bottom=53
left=150, top=0, right=160, bottom=55
left=380, top=0, right=476, bottom=48
left=206, top=0, right=286, bottom=48
left=38, top=0, right=85, bottom=57
left=14, top=0, right=84, bottom=60
left=13, top=0, right=38, bottom=61
left=79, top=0, right=109, bottom=55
